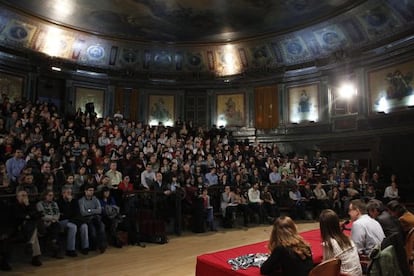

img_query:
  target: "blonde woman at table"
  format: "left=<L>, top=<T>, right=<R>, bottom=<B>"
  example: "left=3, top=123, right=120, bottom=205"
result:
left=319, top=209, right=362, bottom=276
left=260, top=216, right=313, bottom=276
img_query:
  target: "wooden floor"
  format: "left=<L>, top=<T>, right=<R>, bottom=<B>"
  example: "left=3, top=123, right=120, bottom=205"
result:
left=7, top=222, right=318, bottom=276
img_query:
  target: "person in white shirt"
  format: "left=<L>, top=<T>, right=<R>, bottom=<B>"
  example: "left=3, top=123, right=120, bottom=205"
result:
left=383, top=181, right=399, bottom=203
left=348, top=199, right=385, bottom=256
left=319, top=209, right=363, bottom=276
left=248, top=182, right=264, bottom=224
left=140, top=164, right=155, bottom=190
left=105, top=161, right=122, bottom=189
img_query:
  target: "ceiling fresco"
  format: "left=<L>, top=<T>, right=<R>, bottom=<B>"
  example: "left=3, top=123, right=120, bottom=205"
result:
left=1, top=0, right=359, bottom=43
left=0, top=0, right=413, bottom=78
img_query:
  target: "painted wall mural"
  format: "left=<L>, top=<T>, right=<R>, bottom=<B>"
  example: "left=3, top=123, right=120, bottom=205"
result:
left=368, top=60, right=414, bottom=113
left=0, top=1, right=412, bottom=77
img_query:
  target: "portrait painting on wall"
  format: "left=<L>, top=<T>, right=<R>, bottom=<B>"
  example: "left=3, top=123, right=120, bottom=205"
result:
left=75, top=87, right=104, bottom=118
left=288, top=83, right=319, bottom=123
left=216, top=93, right=245, bottom=127
left=148, top=95, right=175, bottom=126
left=368, top=60, right=414, bottom=113
left=0, top=72, right=24, bottom=103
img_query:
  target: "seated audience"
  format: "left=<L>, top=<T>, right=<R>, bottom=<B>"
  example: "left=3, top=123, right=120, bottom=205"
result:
left=260, top=216, right=313, bottom=276
left=319, top=209, right=362, bottom=276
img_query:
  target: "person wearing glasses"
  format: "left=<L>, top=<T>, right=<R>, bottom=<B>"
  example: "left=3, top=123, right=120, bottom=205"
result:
left=348, top=199, right=385, bottom=255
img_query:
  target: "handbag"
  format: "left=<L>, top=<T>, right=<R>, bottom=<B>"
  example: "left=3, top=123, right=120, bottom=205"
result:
left=105, top=204, right=120, bottom=219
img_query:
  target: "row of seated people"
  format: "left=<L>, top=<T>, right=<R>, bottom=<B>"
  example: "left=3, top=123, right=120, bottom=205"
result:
left=0, top=185, right=139, bottom=271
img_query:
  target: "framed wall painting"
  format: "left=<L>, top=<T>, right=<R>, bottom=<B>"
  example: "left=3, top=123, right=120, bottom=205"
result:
left=216, top=93, right=245, bottom=127
left=75, top=87, right=105, bottom=118
left=148, top=94, right=175, bottom=126
left=368, top=60, right=414, bottom=113
left=287, top=83, right=319, bottom=123
left=0, top=72, right=24, bottom=103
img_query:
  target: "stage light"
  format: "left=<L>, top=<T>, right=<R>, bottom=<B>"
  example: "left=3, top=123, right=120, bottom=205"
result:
left=52, top=0, right=74, bottom=18
left=51, top=66, right=61, bottom=71
left=42, top=27, right=70, bottom=57
left=377, top=96, right=389, bottom=113
left=217, top=116, right=227, bottom=128
left=338, top=83, right=357, bottom=99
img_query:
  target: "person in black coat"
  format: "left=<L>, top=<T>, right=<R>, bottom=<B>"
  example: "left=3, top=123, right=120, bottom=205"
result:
left=11, top=190, right=43, bottom=266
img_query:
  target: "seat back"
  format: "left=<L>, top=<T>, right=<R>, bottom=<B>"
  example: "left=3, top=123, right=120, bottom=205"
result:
left=309, top=258, right=341, bottom=276
left=406, top=227, right=414, bottom=273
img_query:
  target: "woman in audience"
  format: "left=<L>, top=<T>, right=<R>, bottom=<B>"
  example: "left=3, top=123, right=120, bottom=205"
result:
left=260, top=216, right=313, bottom=276
left=383, top=180, right=399, bottom=203
left=319, top=209, right=363, bottom=276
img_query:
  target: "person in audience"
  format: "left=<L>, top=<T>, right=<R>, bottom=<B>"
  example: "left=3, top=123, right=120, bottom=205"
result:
left=366, top=199, right=404, bottom=239
left=78, top=185, right=107, bottom=253
left=118, top=175, right=134, bottom=193
left=260, top=216, right=313, bottom=276
left=234, top=187, right=250, bottom=227
left=6, top=148, right=26, bottom=185
left=313, top=182, right=329, bottom=217
left=262, top=184, right=279, bottom=222
left=105, top=161, right=122, bottom=189
left=387, top=200, right=414, bottom=234
left=327, top=185, right=342, bottom=216
left=364, top=184, right=377, bottom=201
left=36, top=190, right=63, bottom=259
left=11, top=190, right=42, bottom=266
left=248, top=182, right=264, bottom=224
left=383, top=180, right=399, bottom=203
left=289, top=184, right=307, bottom=220
left=57, top=186, right=89, bottom=256
left=348, top=199, right=385, bottom=255
left=204, top=167, right=218, bottom=187
left=99, top=187, right=123, bottom=247
left=199, top=188, right=217, bottom=231
left=319, top=209, right=363, bottom=276
left=220, top=185, right=237, bottom=226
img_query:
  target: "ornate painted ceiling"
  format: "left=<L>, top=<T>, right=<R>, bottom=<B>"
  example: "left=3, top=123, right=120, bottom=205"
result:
left=0, top=0, right=361, bottom=43
left=0, top=0, right=413, bottom=79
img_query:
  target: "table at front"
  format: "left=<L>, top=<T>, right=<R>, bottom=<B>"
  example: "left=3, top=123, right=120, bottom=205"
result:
left=195, top=229, right=324, bottom=276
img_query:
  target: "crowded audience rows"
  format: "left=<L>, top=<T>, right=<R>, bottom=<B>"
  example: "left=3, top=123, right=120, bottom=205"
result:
left=0, top=95, right=403, bottom=271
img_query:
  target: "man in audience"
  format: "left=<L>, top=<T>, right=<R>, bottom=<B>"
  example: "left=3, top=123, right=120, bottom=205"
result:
left=348, top=199, right=385, bottom=255
left=248, top=182, right=264, bottom=223
left=6, top=148, right=26, bottom=186
left=105, top=161, right=122, bottom=189
left=11, top=190, right=42, bottom=266
left=57, top=186, right=89, bottom=256
left=78, top=185, right=107, bottom=253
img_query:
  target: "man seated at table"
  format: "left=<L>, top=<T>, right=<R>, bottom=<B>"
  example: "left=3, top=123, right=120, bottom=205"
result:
left=348, top=199, right=385, bottom=256
left=387, top=200, right=414, bottom=235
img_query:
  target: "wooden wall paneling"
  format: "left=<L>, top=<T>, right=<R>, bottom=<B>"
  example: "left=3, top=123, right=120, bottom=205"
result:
left=129, top=88, right=139, bottom=121
left=254, top=85, right=278, bottom=129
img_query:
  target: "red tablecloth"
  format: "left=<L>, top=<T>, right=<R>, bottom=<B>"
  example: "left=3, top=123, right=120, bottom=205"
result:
left=195, top=229, right=324, bottom=276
